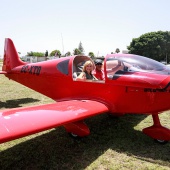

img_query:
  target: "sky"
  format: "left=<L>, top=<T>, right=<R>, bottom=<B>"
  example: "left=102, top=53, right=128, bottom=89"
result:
left=0, top=0, right=170, bottom=57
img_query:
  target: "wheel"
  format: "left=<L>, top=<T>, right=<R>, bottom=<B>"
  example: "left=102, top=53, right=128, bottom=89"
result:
left=154, top=139, right=168, bottom=144
left=68, top=133, right=81, bottom=139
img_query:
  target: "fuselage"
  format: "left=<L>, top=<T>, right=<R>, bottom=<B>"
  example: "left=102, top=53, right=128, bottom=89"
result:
left=4, top=54, right=170, bottom=115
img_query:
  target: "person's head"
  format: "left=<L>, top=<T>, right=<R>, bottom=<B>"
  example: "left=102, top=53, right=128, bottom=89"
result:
left=94, top=59, right=103, bottom=71
left=83, top=60, right=94, bottom=73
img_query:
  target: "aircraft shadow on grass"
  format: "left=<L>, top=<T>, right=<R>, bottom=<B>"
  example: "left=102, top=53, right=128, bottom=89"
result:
left=0, top=114, right=169, bottom=169
left=0, top=98, right=40, bottom=109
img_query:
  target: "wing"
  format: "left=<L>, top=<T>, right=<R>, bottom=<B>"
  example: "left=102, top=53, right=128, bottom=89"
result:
left=0, top=100, right=109, bottom=143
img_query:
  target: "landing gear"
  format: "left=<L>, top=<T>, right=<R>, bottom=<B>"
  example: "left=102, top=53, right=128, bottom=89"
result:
left=68, top=132, right=80, bottom=139
left=154, top=139, right=168, bottom=145
left=143, top=114, right=170, bottom=144
left=64, top=121, right=90, bottom=138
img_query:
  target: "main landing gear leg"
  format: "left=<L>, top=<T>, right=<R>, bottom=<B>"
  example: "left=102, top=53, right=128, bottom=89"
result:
left=63, top=121, right=90, bottom=138
left=143, top=113, right=170, bottom=144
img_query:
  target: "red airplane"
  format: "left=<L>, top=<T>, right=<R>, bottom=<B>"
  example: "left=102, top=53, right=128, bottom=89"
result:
left=0, top=38, right=170, bottom=144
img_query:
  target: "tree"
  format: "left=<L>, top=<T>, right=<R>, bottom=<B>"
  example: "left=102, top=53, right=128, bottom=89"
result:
left=65, top=51, right=71, bottom=56
left=127, top=31, right=170, bottom=62
left=88, top=52, right=95, bottom=59
left=27, top=51, right=33, bottom=56
left=78, top=41, right=84, bottom=54
left=27, top=51, right=44, bottom=57
left=115, top=48, right=120, bottom=53
left=50, top=50, right=61, bottom=57
left=73, top=48, right=81, bottom=55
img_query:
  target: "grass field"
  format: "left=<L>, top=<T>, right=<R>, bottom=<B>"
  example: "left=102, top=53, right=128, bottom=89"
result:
left=0, top=69, right=170, bottom=170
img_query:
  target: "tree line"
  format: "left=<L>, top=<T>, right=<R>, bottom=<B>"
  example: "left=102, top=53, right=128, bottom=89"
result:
left=27, top=41, right=95, bottom=58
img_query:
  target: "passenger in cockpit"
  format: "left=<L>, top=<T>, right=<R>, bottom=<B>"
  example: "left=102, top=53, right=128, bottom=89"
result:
left=93, top=59, right=105, bottom=80
left=76, top=61, right=97, bottom=80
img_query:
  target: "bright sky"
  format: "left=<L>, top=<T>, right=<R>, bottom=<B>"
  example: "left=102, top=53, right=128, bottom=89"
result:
left=1, top=0, right=170, bottom=57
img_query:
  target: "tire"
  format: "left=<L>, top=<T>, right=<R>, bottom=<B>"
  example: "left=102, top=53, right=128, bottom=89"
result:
left=68, top=133, right=81, bottom=139
left=154, top=139, right=168, bottom=144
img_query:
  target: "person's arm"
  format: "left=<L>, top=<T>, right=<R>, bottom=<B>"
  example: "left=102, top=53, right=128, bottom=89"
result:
left=76, top=72, right=86, bottom=80
left=92, top=74, right=98, bottom=80
left=107, top=64, right=122, bottom=73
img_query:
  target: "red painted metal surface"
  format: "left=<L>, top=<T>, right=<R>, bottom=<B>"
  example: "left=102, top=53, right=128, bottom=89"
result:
left=64, top=121, right=90, bottom=137
left=0, top=100, right=108, bottom=143
left=1, top=38, right=170, bottom=143
left=143, top=114, right=170, bottom=141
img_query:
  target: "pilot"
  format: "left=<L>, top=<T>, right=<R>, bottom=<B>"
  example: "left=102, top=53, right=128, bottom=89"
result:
left=76, top=60, right=97, bottom=80
left=93, top=59, right=105, bottom=80
left=106, top=60, right=126, bottom=79
left=107, top=60, right=123, bottom=73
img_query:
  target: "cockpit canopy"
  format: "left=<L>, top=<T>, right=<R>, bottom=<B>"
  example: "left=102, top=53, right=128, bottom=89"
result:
left=106, top=54, right=170, bottom=75
left=57, top=54, right=170, bottom=82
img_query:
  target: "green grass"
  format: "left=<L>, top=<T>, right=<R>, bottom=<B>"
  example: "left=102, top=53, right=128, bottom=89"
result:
left=0, top=74, right=170, bottom=170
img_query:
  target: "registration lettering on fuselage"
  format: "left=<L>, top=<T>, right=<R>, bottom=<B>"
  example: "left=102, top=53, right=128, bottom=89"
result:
left=21, top=65, right=41, bottom=75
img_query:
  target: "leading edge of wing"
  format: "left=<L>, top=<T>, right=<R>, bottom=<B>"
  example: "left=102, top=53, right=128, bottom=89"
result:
left=0, top=100, right=109, bottom=143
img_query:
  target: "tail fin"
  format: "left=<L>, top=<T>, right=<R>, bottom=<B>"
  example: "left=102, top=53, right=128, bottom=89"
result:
left=2, top=38, right=25, bottom=72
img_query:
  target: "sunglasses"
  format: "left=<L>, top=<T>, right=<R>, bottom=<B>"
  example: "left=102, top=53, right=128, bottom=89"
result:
left=96, top=63, right=102, bottom=65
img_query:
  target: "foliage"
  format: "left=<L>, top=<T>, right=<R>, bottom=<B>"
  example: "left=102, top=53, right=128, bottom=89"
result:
left=27, top=51, right=44, bottom=57
left=127, top=31, right=170, bottom=62
left=65, top=51, right=71, bottom=56
left=115, top=48, right=120, bottom=53
left=88, top=52, right=95, bottom=59
left=50, top=50, right=61, bottom=57
left=78, top=41, right=84, bottom=54
left=73, top=48, right=81, bottom=55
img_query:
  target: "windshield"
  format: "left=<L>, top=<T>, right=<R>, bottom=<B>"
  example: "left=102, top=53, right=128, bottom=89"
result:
left=106, top=54, right=170, bottom=75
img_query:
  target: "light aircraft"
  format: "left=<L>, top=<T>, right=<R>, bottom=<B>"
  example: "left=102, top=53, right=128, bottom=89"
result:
left=1, top=38, right=170, bottom=144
